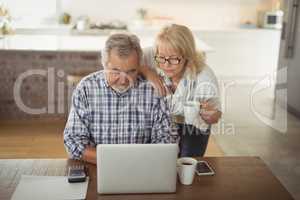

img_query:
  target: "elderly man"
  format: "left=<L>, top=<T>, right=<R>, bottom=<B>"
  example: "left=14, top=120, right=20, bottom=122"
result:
left=64, top=33, right=176, bottom=164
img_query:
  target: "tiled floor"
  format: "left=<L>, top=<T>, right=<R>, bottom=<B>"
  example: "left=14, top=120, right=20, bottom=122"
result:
left=213, top=83, right=300, bottom=200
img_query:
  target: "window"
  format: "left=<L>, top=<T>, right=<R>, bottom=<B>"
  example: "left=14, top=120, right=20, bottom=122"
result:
left=2, top=0, right=59, bottom=26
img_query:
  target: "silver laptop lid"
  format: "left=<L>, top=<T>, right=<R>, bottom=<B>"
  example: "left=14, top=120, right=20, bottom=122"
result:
left=97, top=143, right=178, bottom=194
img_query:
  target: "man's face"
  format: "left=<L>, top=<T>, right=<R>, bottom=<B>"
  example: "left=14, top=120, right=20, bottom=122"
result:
left=105, top=49, right=139, bottom=93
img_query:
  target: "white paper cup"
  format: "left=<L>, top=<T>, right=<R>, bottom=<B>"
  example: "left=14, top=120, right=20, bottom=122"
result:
left=177, top=157, right=197, bottom=185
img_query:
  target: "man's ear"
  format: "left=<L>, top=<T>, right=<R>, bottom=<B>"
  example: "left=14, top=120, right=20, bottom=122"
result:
left=101, top=56, right=106, bottom=68
left=101, top=49, right=109, bottom=68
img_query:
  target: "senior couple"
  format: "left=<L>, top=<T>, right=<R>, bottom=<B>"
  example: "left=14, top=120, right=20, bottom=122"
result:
left=64, top=24, right=222, bottom=164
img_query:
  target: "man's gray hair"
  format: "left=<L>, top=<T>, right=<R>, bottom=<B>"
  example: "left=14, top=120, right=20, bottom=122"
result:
left=101, top=33, right=143, bottom=67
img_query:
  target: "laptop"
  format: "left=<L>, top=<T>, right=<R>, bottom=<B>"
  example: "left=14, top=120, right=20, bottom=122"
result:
left=96, top=143, right=178, bottom=194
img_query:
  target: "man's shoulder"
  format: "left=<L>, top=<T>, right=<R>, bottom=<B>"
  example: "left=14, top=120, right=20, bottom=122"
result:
left=76, top=70, right=105, bottom=89
left=197, top=65, right=216, bottom=78
left=135, top=77, right=164, bottom=105
left=80, top=70, right=104, bottom=83
left=71, top=70, right=106, bottom=99
left=136, top=77, right=157, bottom=95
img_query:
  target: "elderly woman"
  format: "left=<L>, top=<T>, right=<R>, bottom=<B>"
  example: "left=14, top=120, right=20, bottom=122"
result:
left=140, top=24, right=222, bottom=157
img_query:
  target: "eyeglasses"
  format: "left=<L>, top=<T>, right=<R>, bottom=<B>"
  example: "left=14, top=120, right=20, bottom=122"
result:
left=154, top=55, right=182, bottom=65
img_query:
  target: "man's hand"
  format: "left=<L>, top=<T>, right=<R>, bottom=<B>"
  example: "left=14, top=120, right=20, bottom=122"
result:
left=200, top=101, right=222, bottom=124
left=82, top=146, right=97, bottom=165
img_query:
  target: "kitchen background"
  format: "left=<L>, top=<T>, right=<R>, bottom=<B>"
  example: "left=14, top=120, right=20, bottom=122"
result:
left=1, top=0, right=300, bottom=199
left=0, top=0, right=282, bottom=120
left=4, top=0, right=275, bottom=29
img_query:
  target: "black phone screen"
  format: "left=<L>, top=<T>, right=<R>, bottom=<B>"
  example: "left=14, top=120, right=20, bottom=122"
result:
left=196, top=161, right=213, bottom=173
left=70, top=169, right=85, bottom=176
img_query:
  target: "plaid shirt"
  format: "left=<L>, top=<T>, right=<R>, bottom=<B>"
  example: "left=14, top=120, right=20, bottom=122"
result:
left=64, top=71, right=177, bottom=159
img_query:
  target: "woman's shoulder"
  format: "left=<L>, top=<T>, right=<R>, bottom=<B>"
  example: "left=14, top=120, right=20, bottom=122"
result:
left=195, top=65, right=218, bottom=83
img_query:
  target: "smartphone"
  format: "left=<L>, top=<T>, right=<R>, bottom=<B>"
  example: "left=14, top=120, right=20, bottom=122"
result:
left=196, top=161, right=215, bottom=176
left=68, top=165, right=87, bottom=183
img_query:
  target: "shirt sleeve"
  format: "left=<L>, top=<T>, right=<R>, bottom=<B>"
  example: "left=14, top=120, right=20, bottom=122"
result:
left=151, top=96, right=178, bottom=144
left=194, top=66, right=222, bottom=112
left=63, top=84, right=91, bottom=160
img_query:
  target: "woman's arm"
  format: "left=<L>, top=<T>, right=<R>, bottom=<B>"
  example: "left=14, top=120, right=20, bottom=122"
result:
left=140, top=47, right=167, bottom=96
left=193, top=66, right=222, bottom=124
left=139, top=65, right=167, bottom=96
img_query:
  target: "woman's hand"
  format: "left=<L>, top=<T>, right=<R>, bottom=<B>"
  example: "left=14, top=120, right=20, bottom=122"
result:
left=139, top=65, right=166, bottom=96
left=200, top=101, right=222, bottom=124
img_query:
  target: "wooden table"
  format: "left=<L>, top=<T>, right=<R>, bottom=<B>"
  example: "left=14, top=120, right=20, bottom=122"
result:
left=0, top=157, right=294, bottom=200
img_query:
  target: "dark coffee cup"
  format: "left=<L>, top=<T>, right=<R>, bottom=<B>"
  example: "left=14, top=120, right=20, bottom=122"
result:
left=182, top=162, right=193, bottom=165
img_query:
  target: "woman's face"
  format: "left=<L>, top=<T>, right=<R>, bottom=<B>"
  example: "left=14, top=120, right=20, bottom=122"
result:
left=156, top=44, right=186, bottom=80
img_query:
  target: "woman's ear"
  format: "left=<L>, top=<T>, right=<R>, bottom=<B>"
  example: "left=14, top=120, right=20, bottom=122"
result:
left=185, top=59, right=196, bottom=76
left=185, top=59, right=192, bottom=70
left=184, top=59, right=189, bottom=66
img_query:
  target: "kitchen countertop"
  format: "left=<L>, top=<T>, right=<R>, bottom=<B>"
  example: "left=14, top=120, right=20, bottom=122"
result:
left=0, top=34, right=213, bottom=52
left=130, top=24, right=282, bottom=33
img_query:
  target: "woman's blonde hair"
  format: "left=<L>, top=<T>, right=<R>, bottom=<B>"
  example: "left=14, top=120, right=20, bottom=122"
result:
left=155, top=24, right=206, bottom=76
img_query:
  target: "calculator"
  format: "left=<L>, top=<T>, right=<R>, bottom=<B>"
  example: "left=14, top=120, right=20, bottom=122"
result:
left=67, top=165, right=87, bottom=183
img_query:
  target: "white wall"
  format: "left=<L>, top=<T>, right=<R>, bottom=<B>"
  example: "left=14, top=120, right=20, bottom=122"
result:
left=1, top=0, right=57, bottom=24
left=196, top=29, right=281, bottom=81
